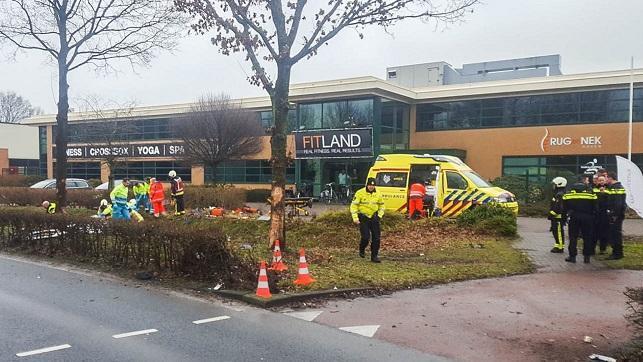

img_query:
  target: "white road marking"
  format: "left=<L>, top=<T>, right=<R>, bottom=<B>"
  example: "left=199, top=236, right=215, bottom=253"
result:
left=112, top=329, right=158, bottom=339
left=16, top=344, right=71, bottom=357
left=339, top=325, right=380, bottom=338
left=192, top=315, right=231, bottom=324
left=283, top=310, right=323, bottom=322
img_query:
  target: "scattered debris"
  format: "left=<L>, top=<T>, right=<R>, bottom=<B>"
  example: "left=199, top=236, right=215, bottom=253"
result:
left=583, top=336, right=593, bottom=343
left=588, top=354, right=616, bottom=362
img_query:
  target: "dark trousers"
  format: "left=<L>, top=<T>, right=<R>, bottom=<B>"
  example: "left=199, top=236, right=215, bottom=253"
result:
left=550, top=220, right=565, bottom=250
left=568, top=214, right=595, bottom=257
left=608, top=218, right=624, bottom=257
left=358, top=214, right=381, bottom=258
left=594, top=215, right=610, bottom=253
left=174, top=195, right=185, bottom=214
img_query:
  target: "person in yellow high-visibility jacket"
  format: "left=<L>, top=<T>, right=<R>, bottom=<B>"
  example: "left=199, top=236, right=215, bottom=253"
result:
left=350, top=177, right=385, bottom=263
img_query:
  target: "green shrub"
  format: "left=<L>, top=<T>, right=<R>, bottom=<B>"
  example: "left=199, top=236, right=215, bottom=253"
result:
left=185, top=185, right=246, bottom=209
left=0, top=175, right=45, bottom=187
left=246, top=189, right=271, bottom=203
left=0, top=187, right=108, bottom=208
left=0, top=209, right=255, bottom=288
left=457, top=205, right=517, bottom=237
left=618, top=288, right=643, bottom=361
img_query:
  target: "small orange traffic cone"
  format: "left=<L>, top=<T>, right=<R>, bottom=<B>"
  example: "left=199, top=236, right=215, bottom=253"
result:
left=293, top=248, right=315, bottom=286
left=269, top=240, right=288, bottom=272
left=256, top=261, right=272, bottom=298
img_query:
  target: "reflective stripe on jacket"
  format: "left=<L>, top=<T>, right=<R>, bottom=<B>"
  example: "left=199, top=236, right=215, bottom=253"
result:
left=171, top=177, right=184, bottom=196
left=133, top=183, right=148, bottom=196
left=350, top=188, right=385, bottom=221
left=409, top=183, right=426, bottom=199
left=47, top=202, right=57, bottom=214
left=149, top=182, right=165, bottom=202
left=110, top=184, right=129, bottom=205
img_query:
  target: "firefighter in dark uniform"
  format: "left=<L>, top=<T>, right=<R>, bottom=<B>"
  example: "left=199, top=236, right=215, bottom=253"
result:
left=606, top=171, right=626, bottom=260
left=562, top=179, right=597, bottom=263
left=548, top=177, right=567, bottom=253
left=592, top=175, right=610, bottom=255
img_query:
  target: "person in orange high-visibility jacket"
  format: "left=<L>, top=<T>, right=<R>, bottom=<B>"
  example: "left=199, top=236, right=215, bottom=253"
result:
left=149, top=177, right=167, bottom=218
left=408, top=179, right=426, bottom=219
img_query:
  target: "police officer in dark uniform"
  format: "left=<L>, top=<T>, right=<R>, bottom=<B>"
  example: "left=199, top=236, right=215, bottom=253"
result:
left=562, top=178, right=597, bottom=263
left=548, top=177, right=567, bottom=253
left=592, top=175, right=610, bottom=255
left=606, top=171, right=626, bottom=260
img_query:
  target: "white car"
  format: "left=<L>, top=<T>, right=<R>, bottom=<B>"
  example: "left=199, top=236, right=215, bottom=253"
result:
left=30, top=178, right=91, bottom=189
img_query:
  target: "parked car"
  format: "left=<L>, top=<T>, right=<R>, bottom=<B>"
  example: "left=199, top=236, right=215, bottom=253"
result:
left=95, top=179, right=143, bottom=191
left=30, top=178, right=92, bottom=189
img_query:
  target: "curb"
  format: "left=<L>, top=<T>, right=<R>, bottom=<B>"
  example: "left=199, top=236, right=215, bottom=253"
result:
left=207, top=287, right=374, bottom=308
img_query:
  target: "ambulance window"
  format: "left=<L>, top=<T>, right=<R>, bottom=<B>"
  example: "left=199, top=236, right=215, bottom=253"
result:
left=375, top=172, right=408, bottom=188
left=446, top=172, right=468, bottom=190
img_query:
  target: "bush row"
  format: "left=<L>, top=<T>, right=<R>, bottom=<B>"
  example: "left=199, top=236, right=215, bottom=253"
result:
left=0, top=209, right=255, bottom=288
left=0, top=187, right=109, bottom=208
left=0, top=186, right=248, bottom=210
left=0, top=175, right=45, bottom=187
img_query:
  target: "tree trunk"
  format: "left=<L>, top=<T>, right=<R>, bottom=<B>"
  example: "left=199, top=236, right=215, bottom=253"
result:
left=54, top=36, right=70, bottom=212
left=269, top=62, right=291, bottom=250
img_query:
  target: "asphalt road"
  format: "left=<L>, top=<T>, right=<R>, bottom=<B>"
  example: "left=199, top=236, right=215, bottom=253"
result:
left=0, top=255, right=440, bottom=362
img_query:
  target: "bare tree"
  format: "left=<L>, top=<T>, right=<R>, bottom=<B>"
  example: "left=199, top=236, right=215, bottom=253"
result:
left=75, top=97, right=137, bottom=190
left=0, top=91, right=41, bottom=123
left=174, top=95, right=263, bottom=182
left=0, top=0, right=182, bottom=212
left=174, top=0, right=479, bottom=245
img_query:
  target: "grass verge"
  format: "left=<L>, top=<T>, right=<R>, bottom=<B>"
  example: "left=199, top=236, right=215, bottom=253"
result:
left=601, top=235, right=643, bottom=270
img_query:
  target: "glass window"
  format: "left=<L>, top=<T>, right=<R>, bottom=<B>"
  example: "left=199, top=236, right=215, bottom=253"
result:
left=299, top=103, right=322, bottom=130
left=445, top=171, right=468, bottom=190
left=347, top=99, right=373, bottom=127
left=322, top=101, right=347, bottom=129
left=375, top=172, right=408, bottom=188
left=417, top=87, right=643, bottom=131
left=462, top=171, right=491, bottom=188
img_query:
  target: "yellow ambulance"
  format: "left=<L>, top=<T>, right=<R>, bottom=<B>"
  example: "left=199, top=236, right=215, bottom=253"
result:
left=366, top=154, right=518, bottom=217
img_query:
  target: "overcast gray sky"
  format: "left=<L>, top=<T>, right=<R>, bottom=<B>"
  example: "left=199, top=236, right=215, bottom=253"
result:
left=1, top=0, right=642, bottom=114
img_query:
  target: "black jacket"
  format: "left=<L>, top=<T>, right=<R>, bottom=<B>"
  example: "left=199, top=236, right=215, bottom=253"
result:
left=607, top=181, right=627, bottom=220
left=563, top=183, right=597, bottom=218
left=548, top=189, right=566, bottom=221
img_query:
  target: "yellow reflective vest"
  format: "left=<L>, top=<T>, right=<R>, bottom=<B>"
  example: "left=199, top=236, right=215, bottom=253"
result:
left=350, top=188, right=385, bottom=222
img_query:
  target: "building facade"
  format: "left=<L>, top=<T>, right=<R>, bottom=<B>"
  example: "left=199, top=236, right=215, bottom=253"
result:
left=0, top=123, right=39, bottom=176
left=24, top=57, right=643, bottom=194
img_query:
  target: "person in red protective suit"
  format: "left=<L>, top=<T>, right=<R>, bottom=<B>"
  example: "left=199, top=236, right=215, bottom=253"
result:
left=149, top=177, right=167, bottom=218
left=408, top=178, right=426, bottom=219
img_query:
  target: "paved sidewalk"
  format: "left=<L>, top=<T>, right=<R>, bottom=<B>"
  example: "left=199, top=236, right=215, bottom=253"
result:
left=277, top=217, right=643, bottom=361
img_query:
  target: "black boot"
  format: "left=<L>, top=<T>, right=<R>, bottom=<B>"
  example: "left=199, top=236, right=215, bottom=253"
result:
left=583, top=256, right=590, bottom=264
left=359, top=250, right=365, bottom=258
left=565, top=256, right=576, bottom=263
left=371, top=256, right=381, bottom=263
left=550, top=247, right=564, bottom=253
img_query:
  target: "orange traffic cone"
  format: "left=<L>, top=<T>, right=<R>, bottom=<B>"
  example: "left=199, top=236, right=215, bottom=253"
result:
left=269, top=240, right=288, bottom=272
left=293, top=248, right=315, bottom=286
left=256, top=261, right=272, bottom=298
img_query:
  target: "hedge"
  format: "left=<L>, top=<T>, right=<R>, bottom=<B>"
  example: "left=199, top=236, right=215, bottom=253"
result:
left=0, top=175, right=45, bottom=187
left=0, top=209, right=255, bottom=288
left=0, top=186, right=247, bottom=210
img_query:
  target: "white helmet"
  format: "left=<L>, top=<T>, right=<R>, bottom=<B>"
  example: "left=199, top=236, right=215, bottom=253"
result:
left=552, top=177, right=567, bottom=188
left=100, top=199, right=109, bottom=207
left=128, top=199, right=137, bottom=207
left=168, top=170, right=177, bottom=178
left=42, top=200, right=50, bottom=208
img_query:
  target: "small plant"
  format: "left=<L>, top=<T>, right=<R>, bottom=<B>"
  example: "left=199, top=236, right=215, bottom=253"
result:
left=457, top=205, right=517, bottom=237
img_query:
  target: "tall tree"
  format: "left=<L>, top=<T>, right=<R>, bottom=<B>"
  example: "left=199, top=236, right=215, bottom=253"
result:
left=0, top=0, right=182, bottom=212
left=174, top=0, right=479, bottom=245
left=0, top=91, right=41, bottom=123
left=75, top=97, right=137, bottom=190
left=174, top=95, right=263, bottom=182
